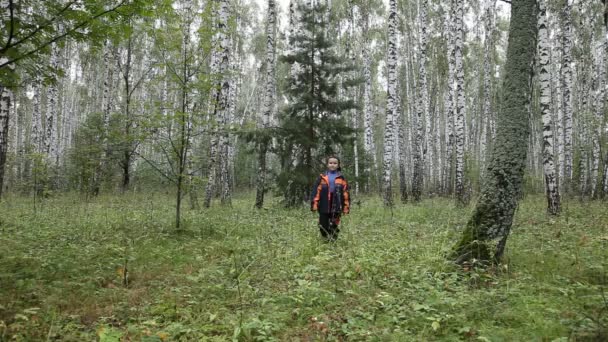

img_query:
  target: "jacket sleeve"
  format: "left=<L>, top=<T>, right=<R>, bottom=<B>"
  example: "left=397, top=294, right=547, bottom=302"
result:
left=342, top=179, right=350, bottom=214
left=311, top=176, right=322, bottom=211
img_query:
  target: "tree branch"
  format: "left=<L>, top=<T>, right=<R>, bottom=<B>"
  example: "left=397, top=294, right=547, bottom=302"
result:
left=0, top=0, right=128, bottom=69
left=1, top=1, right=78, bottom=53
left=133, top=150, right=176, bottom=184
left=4, top=0, right=16, bottom=50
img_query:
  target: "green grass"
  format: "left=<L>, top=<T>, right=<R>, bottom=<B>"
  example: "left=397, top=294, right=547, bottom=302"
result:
left=0, top=192, right=607, bottom=341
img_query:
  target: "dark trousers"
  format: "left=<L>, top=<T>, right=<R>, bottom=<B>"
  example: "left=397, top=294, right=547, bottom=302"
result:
left=319, top=213, right=341, bottom=240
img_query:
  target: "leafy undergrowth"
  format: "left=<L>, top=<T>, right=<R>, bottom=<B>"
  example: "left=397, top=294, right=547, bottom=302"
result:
left=0, top=192, right=606, bottom=341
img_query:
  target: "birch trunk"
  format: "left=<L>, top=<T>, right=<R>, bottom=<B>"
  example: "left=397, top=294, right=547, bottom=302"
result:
left=444, top=0, right=456, bottom=195
left=92, top=40, right=115, bottom=195
left=411, top=0, right=428, bottom=203
left=31, top=80, right=43, bottom=154
left=362, top=12, right=377, bottom=192
left=454, top=0, right=466, bottom=205
left=422, top=1, right=432, bottom=189
left=590, top=39, right=605, bottom=198
left=382, top=0, right=397, bottom=207
left=538, top=0, right=560, bottom=214
left=561, top=0, right=574, bottom=192
left=255, top=0, right=276, bottom=209
left=481, top=1, right=495, bottom=177
left=204, top=0, right=231, bottom=208
left=552, top=20, right=565, bottom=187
left=44, top=43, right=59, bottom=163
left=0, top=87, right=11, bottom=199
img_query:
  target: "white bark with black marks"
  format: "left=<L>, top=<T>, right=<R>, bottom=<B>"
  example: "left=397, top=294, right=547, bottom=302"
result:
left=0, top=87, right=11, bottom=198
left=454, top=0, right=466, bottom=204
left=382, top=0, right=397, bottom=207
left=255, top=0, right=276, bottom=209
left=204, top=0, right=231, bottom=208
left=538, top=0, right=560, bottom=214
left=411, top=0, right=428, bottom=203
left=561, top=0, right=574, bottom=191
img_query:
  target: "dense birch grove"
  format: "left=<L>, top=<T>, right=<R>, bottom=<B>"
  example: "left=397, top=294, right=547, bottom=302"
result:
left=0, top=0, right=607, bottom=257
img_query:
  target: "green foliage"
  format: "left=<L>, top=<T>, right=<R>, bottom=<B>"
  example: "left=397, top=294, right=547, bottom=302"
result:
left=0, top=193, right=606, bottom=340
left=66, top=111, right=127, bottom=194
left=277, top=2, right=361, bottom=206
left=0, top=0, right=153, bottom=87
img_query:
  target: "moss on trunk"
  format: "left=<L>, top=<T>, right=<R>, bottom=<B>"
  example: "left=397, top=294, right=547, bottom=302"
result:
left=451, top=0, right=538, bottom=265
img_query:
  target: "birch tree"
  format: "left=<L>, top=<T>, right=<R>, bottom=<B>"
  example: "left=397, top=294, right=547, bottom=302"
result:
left=590, top=21, right=605, bottom=198
left=255, top=0, right=276, bottom=209
left=361, top=11, right=378, bottom=192
left=453, top=0, right=466, bottom=205
left=561, top=0, right=574, bottom=192
left=0, top=87, right=11, bottom=199
left=443, top=0, right=456, bottom=195
left=382, top=0, right=398, bottom=207
left=204, top=0, right=231, bottom=208
left=411, top=0, right=428, bottom=203
left=538, top=0, right=560, bottom=214
left=480, top=1, right=496, bottom=177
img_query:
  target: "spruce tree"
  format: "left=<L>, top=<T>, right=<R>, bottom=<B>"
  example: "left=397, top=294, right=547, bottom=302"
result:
left=278, top=2, right=359, bottom=207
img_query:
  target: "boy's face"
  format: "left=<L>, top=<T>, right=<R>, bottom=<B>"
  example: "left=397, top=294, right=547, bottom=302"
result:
left=327, top=158, right=339, bottom=171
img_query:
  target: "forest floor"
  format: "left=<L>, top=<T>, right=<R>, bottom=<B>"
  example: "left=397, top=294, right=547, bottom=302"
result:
left=0, top=192, right=607, bottom=341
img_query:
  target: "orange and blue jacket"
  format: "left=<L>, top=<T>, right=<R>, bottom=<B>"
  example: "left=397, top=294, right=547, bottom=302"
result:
left=311, top=172, right=350, bottom=214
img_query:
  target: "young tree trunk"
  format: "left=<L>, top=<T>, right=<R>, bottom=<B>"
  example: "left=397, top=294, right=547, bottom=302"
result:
left=412, top=0, right=428, bottom=203
left=538, top=0, right=560, bottom=214
left=92, top=40, right=115, bottom=196
left=31, top=80, right=43, bottom=154
left=397, top=93, right=408, bottom=203
left=454, top=0, right=466, bottom=205
left=118, top=35, right=135, bottom=193
left=382, top=0, right=398, bottom=207
left=0, top=87, right=11, bottom=199
left=255, top=0, right=276, bottom=209
left=452, top=0, right=538, bottom=265
left=44, top=43, right=59, bottom=163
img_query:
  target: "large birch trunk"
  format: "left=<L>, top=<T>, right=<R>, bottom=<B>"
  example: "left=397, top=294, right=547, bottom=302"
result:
left=454, top=0, right=466, bottom=205
left=538, top=0, right=560, bottom=214
left=480, top=1, right=496, bottom=178
left=561, top=0, right=574, bottom=192
left=382, top=0, right=398, bottom=207
left=590, top=37, right=605, bottom=198
left=255, top=0, right=276, bottom=209
left=444, top=0, right=456, bottom=195
left=411, top=0, right=428, bottom=203
left=204, top=0, right=231, bottom=208
left=362, top=12, right=378, bottom=193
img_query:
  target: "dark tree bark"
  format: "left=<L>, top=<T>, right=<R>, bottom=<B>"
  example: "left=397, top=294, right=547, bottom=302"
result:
left=451, top=0, right=539, bottom=265
left=0, top=87, right=11, bottom=199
